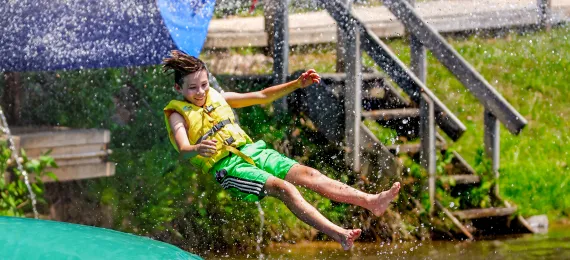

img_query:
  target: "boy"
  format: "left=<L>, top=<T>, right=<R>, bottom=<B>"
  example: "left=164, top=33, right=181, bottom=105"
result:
left=163, top=50, right=400, bottom=250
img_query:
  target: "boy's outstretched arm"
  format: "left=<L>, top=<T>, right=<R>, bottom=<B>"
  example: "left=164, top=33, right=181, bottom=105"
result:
left=222, top=69, right=321, bottom=108
left=168, top=112, right=218, bottom=160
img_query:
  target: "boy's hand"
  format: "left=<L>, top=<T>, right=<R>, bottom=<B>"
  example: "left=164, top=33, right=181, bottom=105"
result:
left=297, top=69, right=321, bottom=88
left=197, top=139, right=218, bottom=157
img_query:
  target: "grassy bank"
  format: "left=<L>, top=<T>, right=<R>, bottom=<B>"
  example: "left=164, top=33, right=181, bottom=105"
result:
left=204, top=26, right=570, bottom=219
left=316, top=27, right=570, bottom=218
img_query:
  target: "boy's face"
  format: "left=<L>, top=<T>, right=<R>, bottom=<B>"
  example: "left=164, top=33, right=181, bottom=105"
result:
left=176, top=70, right=209, bottom=107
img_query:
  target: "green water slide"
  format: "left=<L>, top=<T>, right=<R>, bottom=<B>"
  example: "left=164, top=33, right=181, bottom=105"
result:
left=0, top=216, right=202, bottom=259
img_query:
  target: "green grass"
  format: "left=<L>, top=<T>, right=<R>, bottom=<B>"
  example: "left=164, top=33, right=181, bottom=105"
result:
left=390, top=28, right=570, bottom=219
left=205, top=26, right=570, bottom=219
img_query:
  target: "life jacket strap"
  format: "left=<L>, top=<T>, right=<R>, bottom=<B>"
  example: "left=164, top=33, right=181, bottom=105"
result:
left=225, top=146, right=256, bottom=166
left=195, top=119, right=232, bottom=144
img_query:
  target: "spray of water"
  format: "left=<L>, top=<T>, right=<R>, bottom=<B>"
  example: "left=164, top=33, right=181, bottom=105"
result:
left=0, top=108, right=39, bottom=219
left=255, top=201, right=265, bottom=260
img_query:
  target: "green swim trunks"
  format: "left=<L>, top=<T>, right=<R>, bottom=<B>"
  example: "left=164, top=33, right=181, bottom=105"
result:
left=209, top=140, right=298, bottom=202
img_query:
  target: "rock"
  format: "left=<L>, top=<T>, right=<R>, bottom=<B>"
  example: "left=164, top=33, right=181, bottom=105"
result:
left=526, top=214, right=549, bottom=233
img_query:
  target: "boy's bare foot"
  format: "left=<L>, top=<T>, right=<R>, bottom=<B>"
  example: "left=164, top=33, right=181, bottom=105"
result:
left=339, top=229, right=362, bottom=250
left=369, top=182, right=401, bottom=217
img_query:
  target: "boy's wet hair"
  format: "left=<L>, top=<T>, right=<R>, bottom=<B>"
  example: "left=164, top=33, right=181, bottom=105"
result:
left=162, top=50, right=206, bottom=86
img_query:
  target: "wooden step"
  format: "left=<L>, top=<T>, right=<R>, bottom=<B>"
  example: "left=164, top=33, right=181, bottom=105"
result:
left=386, top=142, right=446, bottom=155
left=452, top=207, right=517, bottom=220
left=440, top=174, right=481, bottom=185
left=362, top=108, right=419, bottom=121
left=362, top=108, right=421, bottom=139
left=361, top=79, right=410, bottom=109
left=289, top=73, right=409, bottom=142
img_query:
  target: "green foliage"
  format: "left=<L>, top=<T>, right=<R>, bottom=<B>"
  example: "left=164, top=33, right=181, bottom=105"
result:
left=0, top=142, right=57, bottom=216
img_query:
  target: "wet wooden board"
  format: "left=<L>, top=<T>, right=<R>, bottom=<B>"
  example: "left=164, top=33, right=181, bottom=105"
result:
left=42, top=162, right=115, bottom=183
left=440, top=174, right=481, bottom=185
left=15, top=129, right=110, bottom=149
left=5, top=128, right=114, bottom=182
left=386, top=142, right=446, bottom=155
left=205, top=0, right=570, bottom=48
left=452, top=207, right=517, bottom=220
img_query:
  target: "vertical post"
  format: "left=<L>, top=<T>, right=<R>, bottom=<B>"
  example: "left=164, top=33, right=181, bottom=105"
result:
left=344, top=14, right=362, bottom=173
left=538, top=0, right=552, bottom=31
left=484, top=109, right=500, bottom=197
left=2, top=72, right=22, bottom=125
left=420, top=93, right=436, bottom=213
left=408, top=0, right=427, bottom=83
left=272, top=0, right=290, bottom=114
left=263, top=0, right=276, bottom=56
left=410, top=0, right=433, bottom=212
left=336, top=0, right=352, bottom=73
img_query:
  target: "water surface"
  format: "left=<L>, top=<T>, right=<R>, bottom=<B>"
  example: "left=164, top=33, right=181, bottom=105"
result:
left=213, top=225, right=570, bottom=259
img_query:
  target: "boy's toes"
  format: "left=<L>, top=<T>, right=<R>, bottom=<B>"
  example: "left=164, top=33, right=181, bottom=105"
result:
left=390, top=182, right=401, bottom=196
left=341, top=229, right=362, bottom=250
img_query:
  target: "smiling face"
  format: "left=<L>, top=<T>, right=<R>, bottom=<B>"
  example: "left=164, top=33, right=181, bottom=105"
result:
left=175, top=69, right=209, bottom=107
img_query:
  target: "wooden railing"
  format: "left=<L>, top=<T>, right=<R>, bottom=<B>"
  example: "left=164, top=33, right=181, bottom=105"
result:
left=317, top=0, right=465, bottom=179
left=318, top=0, right=528, bottom=209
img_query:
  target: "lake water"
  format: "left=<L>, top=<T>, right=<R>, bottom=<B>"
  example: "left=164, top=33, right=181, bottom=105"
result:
left=211, top=224, right=570, bottom=259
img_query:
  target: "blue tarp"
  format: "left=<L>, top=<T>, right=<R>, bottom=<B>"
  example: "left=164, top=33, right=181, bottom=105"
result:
left=0, top=0, right=215, bottom=72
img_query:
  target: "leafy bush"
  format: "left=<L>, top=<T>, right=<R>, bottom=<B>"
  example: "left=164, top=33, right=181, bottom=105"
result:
left=0, top=142, right=57, bottom=216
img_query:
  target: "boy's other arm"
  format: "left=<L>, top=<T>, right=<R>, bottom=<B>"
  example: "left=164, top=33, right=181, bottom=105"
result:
left=222, top=69, right=321, bottom=108
left=168, top=112, right=218, bottom=160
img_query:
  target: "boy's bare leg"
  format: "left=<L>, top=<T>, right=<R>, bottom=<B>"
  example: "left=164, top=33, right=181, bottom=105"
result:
left=264, top=176, right=361, bottom=250
left=284, top=164, right=400, bottom=216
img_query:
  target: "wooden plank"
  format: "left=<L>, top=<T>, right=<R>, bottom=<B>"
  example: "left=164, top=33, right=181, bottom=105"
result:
left=484, top=110, right=500, bottom=197
left=22, top=144, right=106, bottom=158
left=271, top=0, right=289, bottom=114
left=383, top=0, right=527, bottom=135
left=205, top=1, right=570, bottom=48
left=42, top=162, right=115, bottom=183
left=538, top=0, right=553, bottom=31
left=408, top=0, right=427, bottom=84
left=452, top=207, right=517, bottom=220
left=55, top=157, right=103, bottom=167
left=326, top=73, right=410, bottom=109
left=336, top=0, right=353, bottom=73
left=441, top=174, right=481, bottom=185
left=386, top=142, right=446, bottom=155
left=343, top=16, right=362, bottom=173
left=435, top=200, right=474, bottom=240
left=15, top=129, right=110, bottom=149
left=420, top=94, right=436, bottom=213
left=362, top=108, right=419, bottom=121
left=50, top=150, right=110, bottom=160
left=263, top=0, right=276, bottom=56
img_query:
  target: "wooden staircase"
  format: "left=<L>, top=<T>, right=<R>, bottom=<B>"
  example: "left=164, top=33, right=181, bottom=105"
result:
left=291, top=70, right=535, bottom=238
left=284, top=0, right=539, bottom=239
left=256, top=0, right=540, bottom=239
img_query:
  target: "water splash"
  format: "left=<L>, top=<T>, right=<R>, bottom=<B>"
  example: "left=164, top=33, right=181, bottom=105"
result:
left=255, top=201, right=265, bottom=260
left=0, top=108, right=39, bottom=219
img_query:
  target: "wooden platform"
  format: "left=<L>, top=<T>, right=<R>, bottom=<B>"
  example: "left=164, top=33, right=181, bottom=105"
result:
left=7, top=127, right=114, bottom=182
left=206, top=0, right=570, bottom=48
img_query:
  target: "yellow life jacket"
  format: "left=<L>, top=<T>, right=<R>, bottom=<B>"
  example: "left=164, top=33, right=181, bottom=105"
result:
left=164, top=88, right=253, bottom=173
